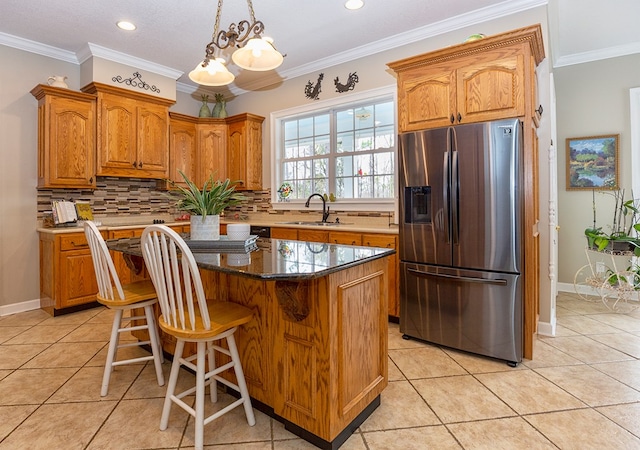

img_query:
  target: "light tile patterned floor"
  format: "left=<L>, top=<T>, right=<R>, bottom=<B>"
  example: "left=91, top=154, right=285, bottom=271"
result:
left=0, top=292, right=639, bottom=449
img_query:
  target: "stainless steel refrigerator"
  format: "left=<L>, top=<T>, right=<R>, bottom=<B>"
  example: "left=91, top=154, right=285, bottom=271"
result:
left=399, top=118, right=523, bottom=365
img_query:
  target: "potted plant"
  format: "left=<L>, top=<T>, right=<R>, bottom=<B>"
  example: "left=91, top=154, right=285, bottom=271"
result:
left=170, top=170, right=246, bottom=240
left=585, top=189, right=640, bottom=256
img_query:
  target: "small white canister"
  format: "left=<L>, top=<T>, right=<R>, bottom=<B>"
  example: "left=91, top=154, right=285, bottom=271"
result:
left=226, top=223, right=250, bottom=241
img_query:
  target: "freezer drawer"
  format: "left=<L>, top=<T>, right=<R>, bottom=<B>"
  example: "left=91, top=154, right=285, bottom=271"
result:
left=400, top=262, right=522, bottom=364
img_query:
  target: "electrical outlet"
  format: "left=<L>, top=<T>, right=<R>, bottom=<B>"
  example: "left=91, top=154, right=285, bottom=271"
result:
left=596, top=262, right=606, bottom=274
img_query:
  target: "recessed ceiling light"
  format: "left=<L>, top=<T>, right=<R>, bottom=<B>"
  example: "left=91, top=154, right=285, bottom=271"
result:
left=116, top=21, right=136, bottom=31
left=344, top=0, right=364, bottom=10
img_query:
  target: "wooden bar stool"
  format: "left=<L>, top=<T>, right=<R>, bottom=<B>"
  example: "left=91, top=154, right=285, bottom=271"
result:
left=140, top=225, right=255, bottom=450
left=83, top=221, right=165, bottom=396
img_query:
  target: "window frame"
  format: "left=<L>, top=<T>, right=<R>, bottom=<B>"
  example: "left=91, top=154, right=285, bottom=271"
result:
left=270, top=85, right=398, bottom=212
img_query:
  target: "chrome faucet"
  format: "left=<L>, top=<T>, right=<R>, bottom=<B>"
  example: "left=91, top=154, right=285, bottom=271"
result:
left=305, top=193, right=330, bottom=222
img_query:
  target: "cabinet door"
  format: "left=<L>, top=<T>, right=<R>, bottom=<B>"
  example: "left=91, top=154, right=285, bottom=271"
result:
left=42, top=96, right=96, bottom=188
left=329, top=231, right=362, bottom=246
left=298, top=229, right=328, bottom=244
left=137, top=102, right=169, bottom=177
left=169, top=118, right=197, bottom=188
left=399, top=66, right=456, bottom=131
left=198, top=123, right=227, bottom=185
left=456, top=51, right=525, bottom=124
left=97, top=93, right=137, bottom=175
left=271, top=228, right=298, bottom=240
left=59, top=249, right=99, bottom=309
left=227, top=115, right=264, bottom=190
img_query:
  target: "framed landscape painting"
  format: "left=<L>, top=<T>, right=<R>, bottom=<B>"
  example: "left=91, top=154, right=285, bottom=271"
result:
left=566, top=134, right=619, bottom=190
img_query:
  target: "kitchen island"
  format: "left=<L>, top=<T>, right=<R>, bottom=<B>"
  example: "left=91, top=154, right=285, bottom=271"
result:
left=107, top=236, right=393, bottom=450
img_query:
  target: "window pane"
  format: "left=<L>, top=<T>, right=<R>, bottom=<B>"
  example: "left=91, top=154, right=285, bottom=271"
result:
left=284, top=141, right=298, bottom=159
left=299, top=137, right=313, bottom=157
left=313, top=158, right=328, bottom=178
left=355, top=106, right=373, bottom=129
left=336, top=110, right=353, bottom=133
left=315, top=114, right=330, bottom=135
left=373, top=152, right=394, bottom=174
left=284, top=121, right=298, bottom=140
left=299, top=117, right=313, bottom=138
left=355, top=129, right=374, bottom=151
left=337, top=131, right=353, bottom=153
left=374, top=102, right=394, bottom=126
left=375, top=125, right=395, bottom=149
left=315, top=135, right=330, bottom=155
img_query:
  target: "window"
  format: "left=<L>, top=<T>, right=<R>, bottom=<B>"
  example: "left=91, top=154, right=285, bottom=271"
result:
left=272, top=87, right=396, bottom=211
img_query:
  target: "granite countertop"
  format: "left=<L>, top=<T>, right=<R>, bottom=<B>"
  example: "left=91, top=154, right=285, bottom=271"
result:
left=37, top=213, right=399, bottom=235
left=107, top=236, right=395, bottom=281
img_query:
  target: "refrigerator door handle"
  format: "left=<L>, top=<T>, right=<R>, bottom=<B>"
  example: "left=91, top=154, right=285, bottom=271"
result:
left=407, top=268, right=508, bottom=286
left=452, top=149, right=459, bottom=244
left=443, top=149, right=450, bottom=243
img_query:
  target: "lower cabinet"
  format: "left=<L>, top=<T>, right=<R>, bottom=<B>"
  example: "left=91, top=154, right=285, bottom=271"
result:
left=270, top=227, right=400, bottom=318
left=39, top=231, right=101, bottom=315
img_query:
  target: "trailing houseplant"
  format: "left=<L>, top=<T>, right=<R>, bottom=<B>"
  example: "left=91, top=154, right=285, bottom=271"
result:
left=169, top=170, right=246, bottom=240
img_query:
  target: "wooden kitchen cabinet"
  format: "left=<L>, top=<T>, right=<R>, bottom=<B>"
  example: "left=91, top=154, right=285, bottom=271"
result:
left=329, top=231, right=362, bottom=246
left=271, top=227, right=299, bottom=240
left=389, top=26, right=543, bottom=132
left=39, top=231, right=101, bottom=315
left=168, top=113, right=198, bottom=189
left=197, top=120, right=227, bottom=185
left=30, top=85, right=96, bottom=189
left=82, top=82, right=174, bottom=179
left=389, top=24, right=545, bottom=358
left=226, top=113, right=264, bottom=190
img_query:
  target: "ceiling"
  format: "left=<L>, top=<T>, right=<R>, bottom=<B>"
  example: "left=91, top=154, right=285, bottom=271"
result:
left=1, top=0, right=639, bottom=94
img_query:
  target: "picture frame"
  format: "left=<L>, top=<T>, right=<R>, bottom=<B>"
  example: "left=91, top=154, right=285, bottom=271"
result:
left=566, top=134, right=619, bottom=190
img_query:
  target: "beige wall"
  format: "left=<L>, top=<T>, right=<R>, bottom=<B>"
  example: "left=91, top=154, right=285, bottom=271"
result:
left=0, top=45, right=79, bottom=311
left=555, top=53, right=640, bottom=286
left=0, top=7, right=552, bottom=327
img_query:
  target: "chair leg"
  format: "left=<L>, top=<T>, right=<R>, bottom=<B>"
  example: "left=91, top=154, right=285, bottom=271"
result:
left=227, top=334, right=256, bottom=426
left=195, top=341, right=207, bottom=450
left=207, top=341, right=217, bottom=403
left=160, top=339, right=184, bottom=431
left=101, top=309, right=123, bottom=397
left=144, top=305, right=165, bottom=387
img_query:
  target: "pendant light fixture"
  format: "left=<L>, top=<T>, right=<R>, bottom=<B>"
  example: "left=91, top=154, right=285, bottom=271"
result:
left=189, top=0, right=284, bottom=86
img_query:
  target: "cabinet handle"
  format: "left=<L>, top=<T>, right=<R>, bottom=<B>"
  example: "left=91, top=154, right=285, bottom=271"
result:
left=138, top=162, right=143, bottom=168
left=450, top=114, right=455, bottom=124
left=132, top=162, right=137, bottom=168
left=536, top=105, right=543, bottom=116
left=89, top=177, right=93, bottom=183
left=457, top=113, right=462, bottom=122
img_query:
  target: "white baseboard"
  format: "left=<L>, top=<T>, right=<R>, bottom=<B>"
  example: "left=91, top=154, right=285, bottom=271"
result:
left=0, top=299, right=42, bottom=317
left=537, top=317, right=556, bottom=336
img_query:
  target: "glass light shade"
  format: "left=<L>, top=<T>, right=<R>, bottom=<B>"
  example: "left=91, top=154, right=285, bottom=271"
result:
left=188, top=58, right=235, bottom=86
left=232, top=37, right=283, bottom=71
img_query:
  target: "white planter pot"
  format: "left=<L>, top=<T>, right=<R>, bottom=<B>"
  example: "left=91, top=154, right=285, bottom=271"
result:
left=190, top=215, right=220, bottom=240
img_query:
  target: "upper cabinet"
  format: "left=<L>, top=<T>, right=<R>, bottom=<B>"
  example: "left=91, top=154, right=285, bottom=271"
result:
left=82, top=82, right=175, bottom=179
left=388, top=25, right=544, bottom=132
left=197, top=119, right=227, bottom=186
left=30, top=85, right=96, bottom=189
left=168, top=113, right=198, bottom=188
left=226, top=113, right=264, bottom=190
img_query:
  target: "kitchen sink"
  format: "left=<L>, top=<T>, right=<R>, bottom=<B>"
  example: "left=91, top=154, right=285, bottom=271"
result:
left=276, top=221, right=352, bottom=226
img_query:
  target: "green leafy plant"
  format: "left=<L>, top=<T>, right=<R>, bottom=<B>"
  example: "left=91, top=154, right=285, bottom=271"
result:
left=586, top=189, right=640, bottom=256
left=169, top=170, right=246, bottom=219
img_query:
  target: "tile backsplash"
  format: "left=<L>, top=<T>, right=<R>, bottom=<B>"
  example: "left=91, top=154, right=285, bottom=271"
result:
left=37, top=177, right=393, bottom=222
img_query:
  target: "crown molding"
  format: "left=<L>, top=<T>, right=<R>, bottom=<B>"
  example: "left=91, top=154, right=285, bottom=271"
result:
left=277, top=0, right=548, bottom=82
left=0, top=31, right=78, bottom=63
left=553, top=41, right=640, bottom=68
left=78, top=43, right=184, bottom=79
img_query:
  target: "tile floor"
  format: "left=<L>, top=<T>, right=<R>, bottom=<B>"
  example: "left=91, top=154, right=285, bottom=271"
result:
left=0, top=292, right=639, bottom=449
